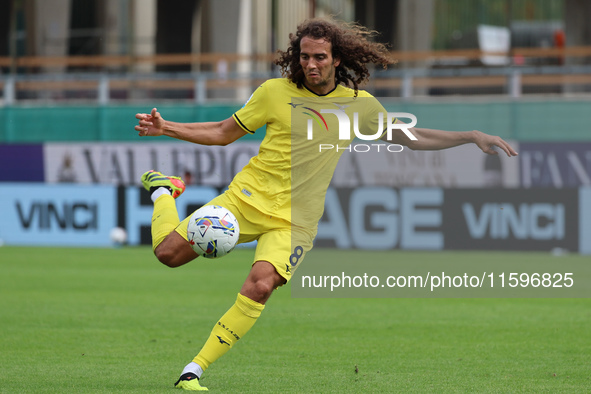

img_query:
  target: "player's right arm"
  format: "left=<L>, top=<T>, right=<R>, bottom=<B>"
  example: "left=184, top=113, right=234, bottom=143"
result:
left=135, top=108, right=246, bottom=146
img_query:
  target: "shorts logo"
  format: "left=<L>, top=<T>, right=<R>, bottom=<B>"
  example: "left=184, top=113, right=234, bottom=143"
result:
left=241, top=188, right=252, bottom=197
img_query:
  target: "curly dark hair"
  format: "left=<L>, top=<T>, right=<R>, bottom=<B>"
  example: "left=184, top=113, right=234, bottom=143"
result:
left=275, top=18, right=395, bottom=96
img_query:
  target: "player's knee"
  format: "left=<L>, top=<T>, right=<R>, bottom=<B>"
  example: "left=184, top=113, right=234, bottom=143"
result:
left=154, top=246, right=180, bottom=268
left=249, top=279, right=275, bottom=302
left=242, top=261, right=286, bottom=303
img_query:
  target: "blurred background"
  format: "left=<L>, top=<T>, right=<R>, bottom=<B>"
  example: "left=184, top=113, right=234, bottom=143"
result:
left=0, top=0, right=589, bottom=253
left=1, top=0, right=589, bottom=101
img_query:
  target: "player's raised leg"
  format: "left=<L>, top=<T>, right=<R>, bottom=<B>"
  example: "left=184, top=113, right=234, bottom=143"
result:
left=175, top=261, right=285, bottom=391
left=141, top=170, right=197, bottom=267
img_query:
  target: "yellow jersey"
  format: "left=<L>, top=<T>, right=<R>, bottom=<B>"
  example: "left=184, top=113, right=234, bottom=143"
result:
left=231, top=78, right=386, bottom=230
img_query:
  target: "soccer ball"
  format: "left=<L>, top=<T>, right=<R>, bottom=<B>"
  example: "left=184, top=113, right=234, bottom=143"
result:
left=109, top=227, right=127, bottom=245
left=187, top=205, right=240, bottom=259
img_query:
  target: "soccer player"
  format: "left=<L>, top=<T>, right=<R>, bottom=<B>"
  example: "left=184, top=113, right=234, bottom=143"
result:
left=135, top=19, right=517, bottom=391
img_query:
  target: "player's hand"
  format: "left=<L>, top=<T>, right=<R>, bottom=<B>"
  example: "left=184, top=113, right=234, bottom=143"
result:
left=473, top=130, right=518, bottom=157
left=135, top=108, right=165, bottom=137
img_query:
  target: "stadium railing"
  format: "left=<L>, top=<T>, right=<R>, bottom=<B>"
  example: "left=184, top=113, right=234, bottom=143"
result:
left=1, top=46, right=590, bottom=104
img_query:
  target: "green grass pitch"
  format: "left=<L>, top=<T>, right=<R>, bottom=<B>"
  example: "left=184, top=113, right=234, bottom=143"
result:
left=1, top=246, right=589, bottom=393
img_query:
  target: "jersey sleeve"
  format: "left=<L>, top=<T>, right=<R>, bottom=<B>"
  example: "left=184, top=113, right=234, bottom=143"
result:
left=358, top=94, right=390, bottom=139
left=232, top=82, right=270, bottom=134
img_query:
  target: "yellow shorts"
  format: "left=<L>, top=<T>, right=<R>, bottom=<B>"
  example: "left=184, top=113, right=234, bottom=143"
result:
left=175, top=190, right=314, bottom=282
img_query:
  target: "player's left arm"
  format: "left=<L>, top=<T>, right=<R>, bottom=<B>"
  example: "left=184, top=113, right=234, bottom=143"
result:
left=381, top=119, right=518, bottom=157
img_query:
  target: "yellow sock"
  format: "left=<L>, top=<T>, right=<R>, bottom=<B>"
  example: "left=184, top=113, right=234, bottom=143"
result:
left=193, top=293, right=265, bottom=371
left=151, top=194, right=180, bottom=250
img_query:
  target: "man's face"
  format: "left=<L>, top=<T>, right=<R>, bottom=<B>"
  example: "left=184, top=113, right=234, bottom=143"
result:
left=299, top=36, right=341, bottom=94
